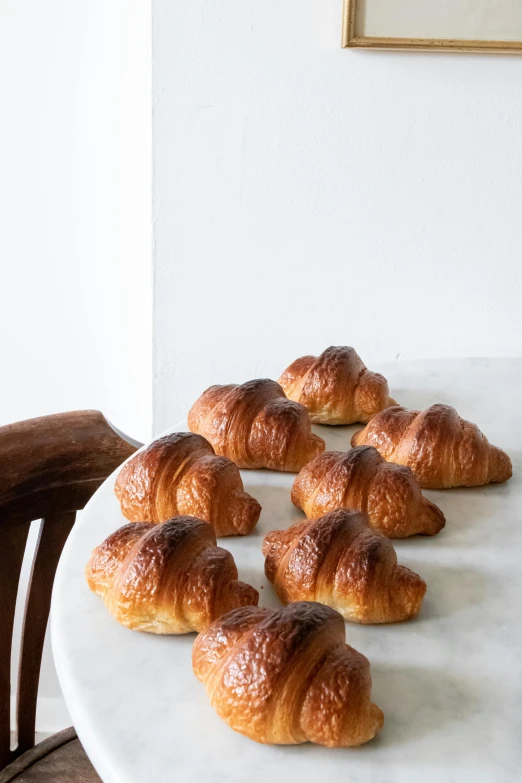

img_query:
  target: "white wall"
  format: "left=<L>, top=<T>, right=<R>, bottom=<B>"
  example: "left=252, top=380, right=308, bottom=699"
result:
left=0, top=0, right=152, bottom=441
left=152, top=0, right=522, bottom=433
left=0, top=1, right=152, bottom=733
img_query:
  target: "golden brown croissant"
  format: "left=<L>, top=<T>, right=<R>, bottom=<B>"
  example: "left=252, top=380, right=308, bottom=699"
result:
left=114, top=432, right=261, bottom=536
left=291, top=445, right=445, bottom=538
left=187, top=378, right=325, bottom=471
left=352, top=404, right=512, bottom=489
left=278, top=346, right=396, bottom=424
left=192, top=601, right=383, bottom=747
left=263, top=509, right=426, bottom=623
left=86, top=516, right=259, bottom=634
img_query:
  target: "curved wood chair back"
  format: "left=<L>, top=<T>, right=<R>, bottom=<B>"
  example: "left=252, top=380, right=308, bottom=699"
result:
left=0, top=410, right=139, bottom=771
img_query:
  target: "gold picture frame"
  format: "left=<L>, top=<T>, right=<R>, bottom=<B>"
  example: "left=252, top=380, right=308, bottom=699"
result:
left=342, top=0, right=522, bottom=54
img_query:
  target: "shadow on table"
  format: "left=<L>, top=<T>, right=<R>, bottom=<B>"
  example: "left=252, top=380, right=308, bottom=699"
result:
left=397, top=479, right=516, bottom=549
left=312, top=424, right=359, bottom=452
left=409, top=561, right=487, bottom=622
left=387, top=387, right=454, bottom=411
left=236, top=565, right=281, bottom=611
left=245, top=483, right=304, bottom=533
left=370, top=664, right=479, bottom=747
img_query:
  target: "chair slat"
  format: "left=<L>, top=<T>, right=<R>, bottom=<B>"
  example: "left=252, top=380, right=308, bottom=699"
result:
left=0, top=409, right=139, bottom=773
left=0, top=523, right=30, bottom=770
left=15, top=512, right=77, bottom=757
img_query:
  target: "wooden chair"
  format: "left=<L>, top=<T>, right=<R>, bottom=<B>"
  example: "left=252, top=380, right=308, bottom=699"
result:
left=0, top=411, right=140, bottom=782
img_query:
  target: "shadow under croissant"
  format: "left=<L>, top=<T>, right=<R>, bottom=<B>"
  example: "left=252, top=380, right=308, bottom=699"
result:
left=233, top=566, right=282, bottom=611
left=388, top=387, right=453, bottom=412
left=267, top=668, right=479, bottom=755
left=234, top=562, right=487, bottom=625
left=311, top=423, right=359, bottom=452
left=369, top=665, right=479, bottom=748
left=405, top=562, right=488, bottom=622
left=395, top=482, right=515, bottom=550
left=242, top=483, right=304, bottom=536
left=260, top=666, right=478, bottom=755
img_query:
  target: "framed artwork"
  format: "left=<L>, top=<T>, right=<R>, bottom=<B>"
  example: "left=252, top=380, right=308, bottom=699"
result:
left=343, top=0, right=522, bottom=53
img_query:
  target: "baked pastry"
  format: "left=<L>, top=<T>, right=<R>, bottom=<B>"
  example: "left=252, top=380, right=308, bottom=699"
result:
left=114, top=432, right=261, bottom=536
left=86, top=516, right=259, bottom=633
left=192, top=601, right=383, bottom=747
left=291, top=445, right=445, bottom=538
left=278, top=346, right=396, bottom=424
left=263, top=509, right=426, bottom=623
left=352, top=404, right=512, bottom=489
left=188, top=379, right=325, bottom=471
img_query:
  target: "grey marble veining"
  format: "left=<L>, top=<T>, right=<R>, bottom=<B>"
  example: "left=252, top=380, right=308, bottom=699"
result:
left=51, top=359, right=522, bottom=783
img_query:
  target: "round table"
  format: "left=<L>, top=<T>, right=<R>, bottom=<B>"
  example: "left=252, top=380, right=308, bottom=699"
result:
left=51, top=359, right=522, bottom=783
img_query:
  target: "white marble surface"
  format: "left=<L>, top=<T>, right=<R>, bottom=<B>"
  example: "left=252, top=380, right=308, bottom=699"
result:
left=51, top=359, right=522, bottom=783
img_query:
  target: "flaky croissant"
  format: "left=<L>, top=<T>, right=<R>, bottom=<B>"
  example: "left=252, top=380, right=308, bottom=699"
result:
left=114, top=432, right=261, bottom=536
left=352, top=404, right=512, bottom=489
left=263, top=509, right=426, bottom=623
left=291, top=445, right=445, bottom=538
left=192, top=602, right=383, bottom=747
left=188, top=378, right=325, bottom=471
left=278, top=346, right=396, bottom=425
left=86, top=516, right=259, bottom=633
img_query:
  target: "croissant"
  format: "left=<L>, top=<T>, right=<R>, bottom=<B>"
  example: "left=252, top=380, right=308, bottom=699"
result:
left=192, top=601, right=383, bottom=747
left=263, top=509, right=426, bottom=623
left=351, top=404, right=512, bottom=489
left=86, top=516, right=259, bottom=633
left=114, top=432, right=261, bottom=536
left=188, top=378, right=325, bottom=471
left=278, top=346, right=396, bottom=425
left=291, top=445, right=445, bottom=538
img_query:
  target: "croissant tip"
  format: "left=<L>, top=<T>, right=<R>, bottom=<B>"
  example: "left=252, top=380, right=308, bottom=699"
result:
left=290, top=494, right=303, bottom=512
left=230, top=496, right=262, bottom=536
left=84, top=560, right=95, bottom=594
left=371, top=703, right=385, bottom=736
left=421, top=499, right=446, bottom=536
left=394, top=566, right=427, bottom=621
left=490, top=446, right=513, bottom=484
left=351, top=429, right=363, bottom=447
left=311, top=433, right=326, bottom=452
left=234, top=581, right=260, bottom=608
left=261, top=545, right=269, bottom=561
left=261, top=531, right=276, bottom=556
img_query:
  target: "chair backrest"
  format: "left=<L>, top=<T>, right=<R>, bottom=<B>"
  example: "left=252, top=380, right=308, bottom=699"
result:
left=0, top=410, right=139, bottom=770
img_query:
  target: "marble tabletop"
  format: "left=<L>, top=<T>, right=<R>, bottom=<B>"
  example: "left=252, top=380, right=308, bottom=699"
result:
left=51, top=358, right=522, bottom=783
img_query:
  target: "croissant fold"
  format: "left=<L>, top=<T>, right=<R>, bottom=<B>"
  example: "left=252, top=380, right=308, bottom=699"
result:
left=263, top=509, right=426, bottom=623
left=86, top=516, right=259, bottom=633
left=278, top=346, right=396, bottom=425
left=114, top=432, right=261, bottom=536
left=188, top=378, right=325, bottom=471
left=352, top=404, right=512, bottom=489
left=192, top=601, right=384, bottom=747
left=292, top=445, right=445, bottom=538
